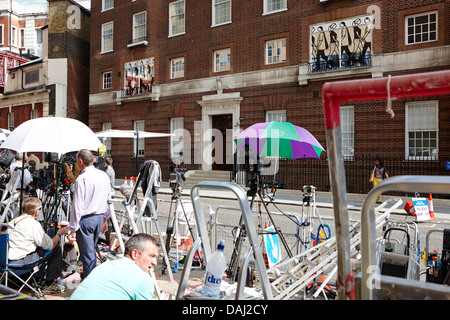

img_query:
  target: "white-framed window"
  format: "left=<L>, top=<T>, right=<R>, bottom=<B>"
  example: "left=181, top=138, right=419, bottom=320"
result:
left=36, top=29, right=43, bottom=44
left=169, top=0, right=185, bottom=37
left=266, top=110, right=286, bottom=122
left=405, top=11, right=437, bottom=45
left=170, top=117, right=184, bottom=163
left=133, top=11, right=147, bottom=42
left=264, top=0, right=287, bottom=15
left=19, top=29, right=25, bottom=48
left=134, top=120, right=145, bottom=156
left=102, top=122, right=112, bottom=156
left=102, top=71, right=112, bottom=89
left=340, top=106, right=354, bottom=158
left=102, top=0, right=114, bottom=11
left=406, top=101, right=438, bottom=159
left=101, top=22, right=114, bottom=53
left=11, top=26, right=17, bottom=47
left=170, top=57, right=184, bottom=79
left=30, top=109, right=38, bottom=119
left=8, top=112, right=14, bottom=131
left=25, top=69, right=39, bottom=85
left=0, top=25, right=4, bottom=45
left=213, top=48, right=231, bottom=72
left=266, top=38, right=286, bottom=65
left=213, top=0, right=231, bottom=26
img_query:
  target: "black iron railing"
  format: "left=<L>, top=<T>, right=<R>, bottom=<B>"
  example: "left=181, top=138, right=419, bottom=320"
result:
left=232, top=154, right=449, bottom=197
left=307, top=54, right=372, bottom=74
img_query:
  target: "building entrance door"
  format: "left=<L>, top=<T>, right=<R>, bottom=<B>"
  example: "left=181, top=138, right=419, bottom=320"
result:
left=212, top=114, right=233, bottom=171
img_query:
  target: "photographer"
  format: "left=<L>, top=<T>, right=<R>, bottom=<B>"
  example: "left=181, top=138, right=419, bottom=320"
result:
left=8, top=197, right=69, bottom=292
left=9, top=154, right=32, bottom=190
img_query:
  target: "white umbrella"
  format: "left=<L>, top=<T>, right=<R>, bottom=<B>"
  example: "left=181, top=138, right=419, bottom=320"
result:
left=95, top=129, right=173, bottom=139
left=95, top=129, right=173, bottom=175
left=1, top=117, right=102, bottom=155
left=1, top=117, right=102, bottom=216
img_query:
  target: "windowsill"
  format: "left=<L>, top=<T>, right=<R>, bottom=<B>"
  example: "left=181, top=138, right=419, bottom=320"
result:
left=100, top=50, right=114, bottom=55
left=168, top=32, right=186, bottom=38
left=127, top=40, right=148, bottom=48
left=262, top=8, right=287, bottom=16
left=101, top=7, right=114, bottom=13
left=211, top=21, right=232, bottom=28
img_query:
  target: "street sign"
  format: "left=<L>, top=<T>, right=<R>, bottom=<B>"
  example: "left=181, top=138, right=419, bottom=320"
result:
left=263, top=225, right=282, bottom=268
left=412, top=197, right=431, bottom=222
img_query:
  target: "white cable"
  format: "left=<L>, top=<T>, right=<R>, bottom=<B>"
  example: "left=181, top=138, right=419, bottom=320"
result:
left=385, top=74, right=395, bottom=118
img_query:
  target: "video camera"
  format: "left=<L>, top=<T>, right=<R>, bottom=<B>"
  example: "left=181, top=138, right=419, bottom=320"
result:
left=169, top=165, right=187, bottom=192
left=302, top=185, right=316, bottom=205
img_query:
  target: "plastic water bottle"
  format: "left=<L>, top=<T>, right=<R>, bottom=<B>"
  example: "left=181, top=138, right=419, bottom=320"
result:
left=202, top=239, right=226, bottom=297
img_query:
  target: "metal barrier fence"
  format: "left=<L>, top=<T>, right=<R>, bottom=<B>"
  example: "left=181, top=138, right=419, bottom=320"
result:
left=233, top=154, right=449, bottom=197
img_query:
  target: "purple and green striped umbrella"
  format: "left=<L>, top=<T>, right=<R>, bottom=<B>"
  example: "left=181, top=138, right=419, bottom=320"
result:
left=234, top=122, right=325, bottom=159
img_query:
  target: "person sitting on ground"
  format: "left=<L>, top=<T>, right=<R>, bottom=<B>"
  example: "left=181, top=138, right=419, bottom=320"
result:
left=7, top=197, right=69, bottom=292
left=69, top=233, right=159, bottom=300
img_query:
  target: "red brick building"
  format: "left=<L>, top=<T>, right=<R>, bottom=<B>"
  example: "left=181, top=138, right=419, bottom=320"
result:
left=88, top=0, right=450, bottom=188
left=0, top=0, right=90, bottom=170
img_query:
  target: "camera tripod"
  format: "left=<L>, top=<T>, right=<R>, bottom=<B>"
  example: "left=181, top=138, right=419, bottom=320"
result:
left=226, top=168, right=293, bottom=282
left=162, top=169, right=200, bottom=274
left=296, top=185, right=330, bottom=255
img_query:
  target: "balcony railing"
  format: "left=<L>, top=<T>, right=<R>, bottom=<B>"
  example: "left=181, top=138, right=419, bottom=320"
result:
left=307, top=54, right=372, bottom=74
left=120, top=84, right=153, bottom=98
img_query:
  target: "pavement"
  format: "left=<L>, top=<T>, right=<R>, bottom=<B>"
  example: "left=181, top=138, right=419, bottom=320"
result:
left=151, top=181, right=450, bottom=220
left=25, top=179, right=450, bottom=300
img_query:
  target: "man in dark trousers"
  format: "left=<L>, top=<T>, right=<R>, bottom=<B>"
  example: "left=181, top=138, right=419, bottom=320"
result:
left=68, top=149, right=111, bottom=279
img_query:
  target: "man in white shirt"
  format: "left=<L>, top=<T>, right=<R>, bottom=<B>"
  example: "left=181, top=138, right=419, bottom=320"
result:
left=68, top=149, right=111, bottom=279
left=8, top=197, right=69, bottom=290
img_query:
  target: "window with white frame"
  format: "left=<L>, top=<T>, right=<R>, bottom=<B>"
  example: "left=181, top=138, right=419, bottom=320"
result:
left=101, top=22, right=114, bottom=53
left=340, top=106, right=354, bottom=158
left=8, top=112, right=14, bottom=131
left=169, top=1, right=185, bottom=36
left=102, top=71, right=112, bottom=89
left=405, top=11, right=437, bottom=45
left=102, top=0, right=114, bottom=11
left=36, top=29, right=43, bottom=44
left=0, top=25, right=4, bottom=45
left=170, top=57, right=184, bottom=79
left=213, top=0, right=231, bottom=26
left=134, top=120, right=145, bottom=156
left=11, top=26, right=17, bottom=47
left=30, top=109, right=38, bottom=119
left=133, top=11, right=147, bottom=42
left=266, top=38, right=286, bottom=65
left=170, top=117, right=184, bottom=163
left=214, top=48, right=231, bottom=72
left=266, top=110, right=286, bottom=122
left=264, top=0, right=286, bottom=14
left=19, top=29, right=25, bottom=48
left=406, top=101, right=438, bottom=159
left=102, top=122, right=112, bottom=155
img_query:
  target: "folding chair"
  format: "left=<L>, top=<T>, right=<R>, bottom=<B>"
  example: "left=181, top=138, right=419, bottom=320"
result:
left=0, top=233, right=50, bottom=298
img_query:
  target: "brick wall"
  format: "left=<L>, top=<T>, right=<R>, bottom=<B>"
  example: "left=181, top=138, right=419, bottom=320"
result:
left=89, top=0, right=450, bottom=183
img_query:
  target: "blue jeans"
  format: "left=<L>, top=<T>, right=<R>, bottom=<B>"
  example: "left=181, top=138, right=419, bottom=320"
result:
left=76, top=214, right=104, bottom=279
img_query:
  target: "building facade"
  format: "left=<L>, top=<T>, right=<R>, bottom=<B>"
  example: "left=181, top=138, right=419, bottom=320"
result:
left=0, top=0, right=90, bottom=170
left=88, top=0, right=450, bottom=187
left=0, top=0, right=48, bottom=57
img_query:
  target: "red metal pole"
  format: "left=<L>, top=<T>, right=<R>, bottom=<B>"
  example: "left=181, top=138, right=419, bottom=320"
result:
left=323, top=69, right=450, bottom=130
left=322, top=69, right=450, bottom=299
